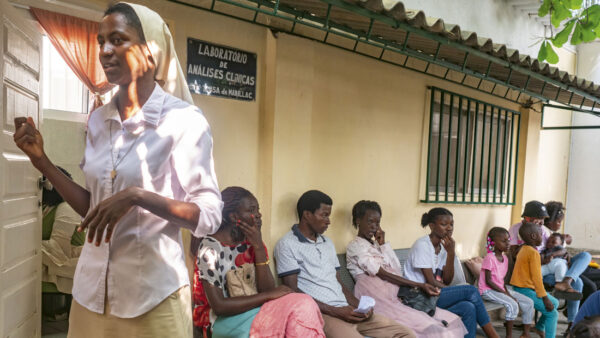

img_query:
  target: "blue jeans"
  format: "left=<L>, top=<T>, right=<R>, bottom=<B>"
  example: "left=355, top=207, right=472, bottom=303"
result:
left=513, top=286, right=559, bottom=338
left=436, top=285, right=490, bottom=338
left=542, top=251, right=592, bottom=322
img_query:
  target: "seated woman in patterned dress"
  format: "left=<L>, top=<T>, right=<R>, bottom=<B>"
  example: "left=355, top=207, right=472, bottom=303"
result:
left=193, top=186, right=325, bottom=338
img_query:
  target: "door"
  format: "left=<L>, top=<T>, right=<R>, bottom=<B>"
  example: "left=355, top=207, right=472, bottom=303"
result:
left=0, top=2, right=43, bottom=337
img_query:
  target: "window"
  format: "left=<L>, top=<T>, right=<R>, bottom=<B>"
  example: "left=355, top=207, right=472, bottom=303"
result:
left=42, top=36, right=89, bottom=113
left=424, top=87, right=521, bottom=205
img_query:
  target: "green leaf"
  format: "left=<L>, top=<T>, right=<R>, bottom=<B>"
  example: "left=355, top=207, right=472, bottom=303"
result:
left=545, top=42, right=560, bottom=64
left=582, top=25, right=597, bottom=42
left=572, top=21, right=583, bottom=44
left=551, top=0, right=573, bottom=27
left=581, top=5, right=600, bottom=29
left=594, top=28, right=600, bottom=38
left=552, top=21, right=575, bottom=47
left=564, top=0, right=583, bottom=10
left=539, top=0, right=552, bottom=17
left=538, top=41, right=549, bottom=62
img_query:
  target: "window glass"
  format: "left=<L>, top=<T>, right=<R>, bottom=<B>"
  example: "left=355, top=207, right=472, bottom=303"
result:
left=42, top=36, right=88, bottom=113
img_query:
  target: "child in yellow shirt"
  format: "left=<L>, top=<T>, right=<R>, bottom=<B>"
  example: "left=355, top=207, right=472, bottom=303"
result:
left=510, top=222, right=560, bottom=338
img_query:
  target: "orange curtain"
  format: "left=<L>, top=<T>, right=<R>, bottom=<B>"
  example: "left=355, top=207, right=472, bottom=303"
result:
left=30, top=7, right=113, bottom=110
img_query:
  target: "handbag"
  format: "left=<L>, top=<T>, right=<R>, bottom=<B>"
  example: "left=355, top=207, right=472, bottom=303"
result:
left=397, top=285, right=438, bottom=317
left=225, top=263, right=257, bottom=297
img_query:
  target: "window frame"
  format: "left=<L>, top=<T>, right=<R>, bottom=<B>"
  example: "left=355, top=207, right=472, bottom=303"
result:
left=422, top=86, right=521, bottom=205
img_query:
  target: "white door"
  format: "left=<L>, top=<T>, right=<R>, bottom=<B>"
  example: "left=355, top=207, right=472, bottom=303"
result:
left=0, top=2, right=43, bottom=337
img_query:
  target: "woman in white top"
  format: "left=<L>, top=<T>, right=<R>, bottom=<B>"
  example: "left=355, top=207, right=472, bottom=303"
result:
left=13, top=3, right=222, bottom=337
left=404, top=208, right=499, bottom=338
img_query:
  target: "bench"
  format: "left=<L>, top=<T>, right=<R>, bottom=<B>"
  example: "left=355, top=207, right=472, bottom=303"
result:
left=337, top=248, right=505, bottom=313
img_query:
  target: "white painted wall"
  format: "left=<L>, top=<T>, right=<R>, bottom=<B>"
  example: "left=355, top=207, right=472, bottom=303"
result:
left=565, top=42, right=600, bottom=250
left=40, top=110, right=87, bottom=186
left=395, top=0, right=548, bottom=59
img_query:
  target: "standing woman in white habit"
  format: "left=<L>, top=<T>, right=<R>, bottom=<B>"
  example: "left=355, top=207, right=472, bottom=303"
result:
left=13, top=3, right=222, bottom=337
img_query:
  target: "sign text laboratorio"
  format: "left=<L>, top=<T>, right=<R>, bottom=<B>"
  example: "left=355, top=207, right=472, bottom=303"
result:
left=187, top=38, right=256, bottom=101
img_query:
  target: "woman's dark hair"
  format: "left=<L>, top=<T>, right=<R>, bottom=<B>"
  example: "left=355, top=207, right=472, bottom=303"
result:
left=221, top=186, right=255, bottom=242
left=420, top=207, right=453, bottom=227
left=297, top=190, right=332, bottom=221
left=104, top=3, right=146, bottom=43
left=545, top=201, right=565, bottom=225
left=42, top=167, right=72, bottom=208
left=190, top=186, right=255, bottom=256
left=221, top=186, right=254, bottom=226
left=487, top=226, right=509, bottom=241
left=351, top=200, right=382, bottom=228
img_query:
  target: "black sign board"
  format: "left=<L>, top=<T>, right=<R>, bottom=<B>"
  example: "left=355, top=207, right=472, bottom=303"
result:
left=187, top=38, right=256, bottom=101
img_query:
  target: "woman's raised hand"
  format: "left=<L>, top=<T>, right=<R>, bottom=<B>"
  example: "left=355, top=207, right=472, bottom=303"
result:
left=441, top=235, right=455, bottom=254
left=237, top=215, right=262, bottom=248
left=375, top=227, right=386, bottom=245
left=13, top=117, right=46, bottom=168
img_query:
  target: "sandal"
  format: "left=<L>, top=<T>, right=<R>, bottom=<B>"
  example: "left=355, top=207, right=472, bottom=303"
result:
left=553, top=288, right=583, bottom=300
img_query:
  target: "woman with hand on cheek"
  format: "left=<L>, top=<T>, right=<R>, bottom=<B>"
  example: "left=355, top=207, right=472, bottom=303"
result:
left=195, top=187, right=324, bottom=338
left=403, top=208, right=499, bottom=338
left=346, top=201, right=467, bottom=337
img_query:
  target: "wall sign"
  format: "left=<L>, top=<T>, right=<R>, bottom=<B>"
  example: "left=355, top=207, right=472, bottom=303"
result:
left=187, top=38, right=256, bottom=101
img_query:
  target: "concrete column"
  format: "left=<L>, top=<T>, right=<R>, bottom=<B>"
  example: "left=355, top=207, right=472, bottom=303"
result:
left=511, top=107, right=542, bottom=224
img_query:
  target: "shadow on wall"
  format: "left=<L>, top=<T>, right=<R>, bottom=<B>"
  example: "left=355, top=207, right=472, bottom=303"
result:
left=273, top=191, right=299, bottom=238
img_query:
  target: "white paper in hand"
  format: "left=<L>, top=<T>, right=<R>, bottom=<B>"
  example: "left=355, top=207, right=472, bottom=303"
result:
left=354, top=295, right=375, bottom=314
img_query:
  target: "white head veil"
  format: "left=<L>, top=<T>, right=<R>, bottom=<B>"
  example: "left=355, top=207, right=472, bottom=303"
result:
left=123, top=2, right=193, bottom=104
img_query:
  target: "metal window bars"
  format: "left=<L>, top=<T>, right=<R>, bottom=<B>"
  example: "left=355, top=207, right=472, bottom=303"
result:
left=423, top=87, right=521, bottom=205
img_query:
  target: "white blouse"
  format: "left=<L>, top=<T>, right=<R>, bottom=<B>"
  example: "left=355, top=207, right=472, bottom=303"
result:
left=73, top=84, right=223, bottom=318
left=346, top=236, right=403, bottom=278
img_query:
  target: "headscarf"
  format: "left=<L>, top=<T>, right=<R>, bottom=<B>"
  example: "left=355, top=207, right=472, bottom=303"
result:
left=124, top=2, right=193, bottom=104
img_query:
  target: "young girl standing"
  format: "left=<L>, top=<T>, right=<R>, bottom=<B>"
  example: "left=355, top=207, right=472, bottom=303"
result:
left=479, top=227, right=535, bottom=338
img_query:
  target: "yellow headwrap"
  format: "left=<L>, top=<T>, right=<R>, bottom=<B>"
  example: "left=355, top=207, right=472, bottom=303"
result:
left=124, top=2, right=193, bottom=104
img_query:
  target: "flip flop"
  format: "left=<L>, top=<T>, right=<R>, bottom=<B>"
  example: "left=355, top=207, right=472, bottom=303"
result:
left=553, top=289, right=583, bottom=300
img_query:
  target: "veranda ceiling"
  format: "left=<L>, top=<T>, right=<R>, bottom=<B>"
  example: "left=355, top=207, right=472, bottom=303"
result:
left=170, top=0, right=600, bottom=113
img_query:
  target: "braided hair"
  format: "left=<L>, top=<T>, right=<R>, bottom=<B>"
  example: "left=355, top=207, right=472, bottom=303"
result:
left=351, top=200, right=381, bottom=228
left=486, top=226, right=509, bottom=253
left=190, top=186, right=255, bottom=256
left=420, top=207, right=453, bottom=227
left=220, top=186, right=255, bottom=242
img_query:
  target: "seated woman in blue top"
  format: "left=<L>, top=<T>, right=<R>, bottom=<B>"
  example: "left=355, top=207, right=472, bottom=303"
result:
left=403, top=208, right=499, bottom=338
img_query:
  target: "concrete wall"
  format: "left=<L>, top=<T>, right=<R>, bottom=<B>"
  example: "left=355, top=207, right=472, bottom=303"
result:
left=565, top=42, right=600, bottom=250
left=398, top=0, right=547, bottom=58
left=27, top=0, right=576, bottom=260
left=268, top=33, right=521, bottom=257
